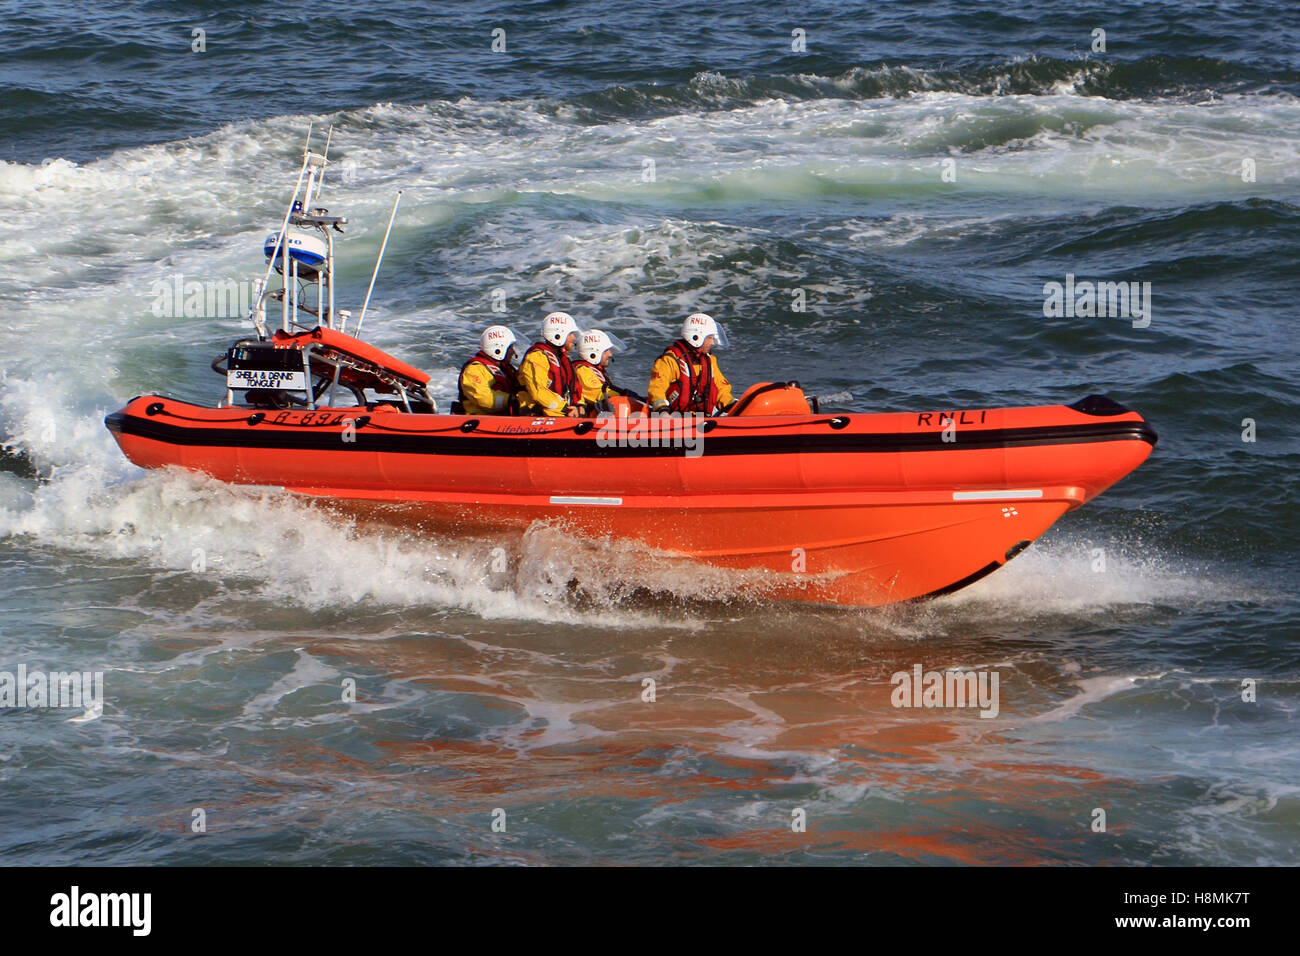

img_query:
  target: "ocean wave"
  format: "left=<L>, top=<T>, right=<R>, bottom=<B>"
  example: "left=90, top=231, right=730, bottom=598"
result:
left=553, top=57, right=1300, bottom=122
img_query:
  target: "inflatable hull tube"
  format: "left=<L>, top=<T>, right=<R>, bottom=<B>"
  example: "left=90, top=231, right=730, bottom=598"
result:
left=105, top=395, right=1157, bottom=606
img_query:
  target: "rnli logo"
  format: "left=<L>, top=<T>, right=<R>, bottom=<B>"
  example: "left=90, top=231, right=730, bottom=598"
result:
left=916, top=410, right=988, bottom=426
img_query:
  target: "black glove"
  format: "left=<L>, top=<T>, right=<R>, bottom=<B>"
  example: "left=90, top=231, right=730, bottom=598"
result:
left=612, top=385, right=648, bottom=404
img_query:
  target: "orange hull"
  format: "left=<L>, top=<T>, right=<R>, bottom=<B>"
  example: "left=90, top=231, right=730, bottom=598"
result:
left=105, top=394, right=1156, bottom=605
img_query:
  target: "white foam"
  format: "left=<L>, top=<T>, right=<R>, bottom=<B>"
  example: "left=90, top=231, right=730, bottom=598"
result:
left=4, top=89, right=1294, bottom=301
left=0, top=472, right=33, bottom=513
left=935, top=535, right=1253, bottom=613
left=0, top=459, right=719, bottom=625
left=1025, top=674, right=1145, bottom=723
left=240, top=648, right=341, bottom=719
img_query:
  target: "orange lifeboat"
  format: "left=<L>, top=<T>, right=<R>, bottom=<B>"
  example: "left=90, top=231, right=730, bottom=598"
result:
left=107, top=137, right=1158, bottom=606
left=105, top=332, right=1157, bottom=606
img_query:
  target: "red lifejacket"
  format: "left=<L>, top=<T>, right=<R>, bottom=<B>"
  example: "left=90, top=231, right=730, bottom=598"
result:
left=521, top=342, right=576, bottom=404
left=459, top=351, right=517, bottom=405
left=662, top=339, right=720, bottom=414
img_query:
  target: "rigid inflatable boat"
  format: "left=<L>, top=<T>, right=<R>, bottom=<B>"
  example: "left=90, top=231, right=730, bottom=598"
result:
left=104, top=132, right=1158, bottom=606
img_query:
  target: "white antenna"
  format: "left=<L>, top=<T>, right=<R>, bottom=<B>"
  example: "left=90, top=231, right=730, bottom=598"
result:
left=316, top=124, right=334, bottom=200
left=248, top=146, right=311, bottom=338
left=354, top=190, right=402, bottom=337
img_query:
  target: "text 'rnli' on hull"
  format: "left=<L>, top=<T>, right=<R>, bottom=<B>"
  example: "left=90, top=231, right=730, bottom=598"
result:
left=105, top=393, right=1158, bottom=606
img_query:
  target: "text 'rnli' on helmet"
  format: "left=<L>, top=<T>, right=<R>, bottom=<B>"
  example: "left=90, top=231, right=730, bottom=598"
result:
left=579, top=330, right=627, bottom=364
left=681, top=312, right=729, bottom=349
left=480, top=325, right=518, bottom=362
left=541, top=311, right=581, bottom=347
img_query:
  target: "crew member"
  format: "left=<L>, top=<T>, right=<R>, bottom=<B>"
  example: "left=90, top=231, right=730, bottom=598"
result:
left=573, top=329, right=639, bottom=414
left=458, top=325, right=519, bottom=415
left=515, top=311, right=582, bottom=417
left=647, top=312, right=735, bottom=415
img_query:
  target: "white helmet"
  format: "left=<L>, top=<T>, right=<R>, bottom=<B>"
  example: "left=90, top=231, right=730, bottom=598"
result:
left=579, top=330, right=627, bottom=364
left=682, top=312, right=729, bottom=349
left=479, top=325, right=518, bottom=362
left=541, top=311, right=581, bottom=347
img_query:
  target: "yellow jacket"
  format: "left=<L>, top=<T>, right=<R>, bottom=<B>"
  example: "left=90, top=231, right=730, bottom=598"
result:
left=515, top=346, right=573, bottom=416
left=574, top=362, right=614, bottom=410
left=647, top=348, right=733, bottom=413
left=458, top=360, right=513, bottom=415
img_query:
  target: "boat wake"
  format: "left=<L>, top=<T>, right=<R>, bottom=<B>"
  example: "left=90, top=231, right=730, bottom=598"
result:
left=0, top=433, right=1247, bottom=632
left=0, top=76, right=1287, bottom=627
